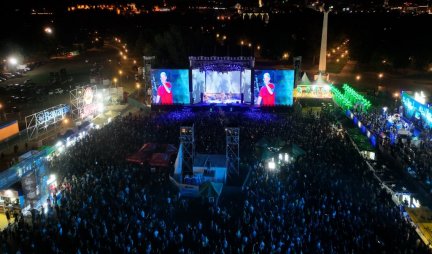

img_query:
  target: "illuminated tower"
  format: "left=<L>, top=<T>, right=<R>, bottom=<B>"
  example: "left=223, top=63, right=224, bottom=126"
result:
left=318, top=7, right=330, bottom=74
left=259, top=0, right=263, bottom=8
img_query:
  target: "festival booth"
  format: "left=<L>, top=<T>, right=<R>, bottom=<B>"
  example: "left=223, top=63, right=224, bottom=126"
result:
left=191, top=154, right=227, bottom=184
left=0, top=120, right=19, bottom=142
left=199, top=182, right=223, bottom=204
left=0, top=189, right=21, bottom=214
left=402, top=91, right=432, bottom=129
left=293, top=73, right=332, bottom=99
left=171, top=145, right=226, bottom=202
left=405, top=207, right=432, bottom=245
left=127, top=143, right=178, bottom=169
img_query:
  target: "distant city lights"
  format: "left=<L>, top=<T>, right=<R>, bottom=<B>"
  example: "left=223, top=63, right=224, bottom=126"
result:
left=44, top=27, right=53, bottom=34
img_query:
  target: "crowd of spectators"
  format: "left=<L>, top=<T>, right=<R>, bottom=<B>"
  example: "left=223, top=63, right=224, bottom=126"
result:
left=0, top=107, right=429, bottom=253
left=353, top=105, right=432, bottom=189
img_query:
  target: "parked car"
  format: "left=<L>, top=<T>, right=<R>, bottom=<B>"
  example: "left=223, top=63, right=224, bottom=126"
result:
left=54, top=88, right=64, bottom=94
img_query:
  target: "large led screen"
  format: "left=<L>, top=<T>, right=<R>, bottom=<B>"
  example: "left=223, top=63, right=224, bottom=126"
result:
left=192, top=69, right=251, bottom=104
left=151, top=69, right=190, bottom=105
left=254, top=70, right=294, bottom=106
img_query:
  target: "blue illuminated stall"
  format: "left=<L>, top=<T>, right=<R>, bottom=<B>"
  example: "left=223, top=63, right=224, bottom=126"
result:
left=402, top=91, right=432, bottom=128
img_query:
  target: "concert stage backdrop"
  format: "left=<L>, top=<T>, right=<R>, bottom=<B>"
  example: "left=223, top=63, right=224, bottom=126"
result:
left=192, top=70, right=252, bottom=104
left=254, top=70, right=295, bottom=106
left=151, top=69, right=190, bottom=105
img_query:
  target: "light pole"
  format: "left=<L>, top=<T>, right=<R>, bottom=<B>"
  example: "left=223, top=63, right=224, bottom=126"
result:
left=393, top=92, right=399, bottom=109
left=113, top=77, right=118, bottom=88
left=118, top=70, right=123, bottom=87
left=136, top=82, right=141, bottom=96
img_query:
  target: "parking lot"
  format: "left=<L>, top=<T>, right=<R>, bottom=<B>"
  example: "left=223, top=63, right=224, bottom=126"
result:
left=0, top=46, right=120, bottom=129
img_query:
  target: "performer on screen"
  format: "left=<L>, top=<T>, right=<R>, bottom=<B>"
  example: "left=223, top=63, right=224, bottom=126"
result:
left=155, top=72, right=173, bottom=104
left=256, top=72, right=275, bottom=106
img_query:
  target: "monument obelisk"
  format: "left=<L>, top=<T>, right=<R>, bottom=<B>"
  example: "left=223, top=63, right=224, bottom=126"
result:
left=318, top=5, right=330, bottom=80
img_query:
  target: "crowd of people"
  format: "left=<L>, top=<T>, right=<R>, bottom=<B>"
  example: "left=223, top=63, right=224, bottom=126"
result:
left=0, top=106, right=430, bottom=253
left=354, top=105, right=432, bottom=190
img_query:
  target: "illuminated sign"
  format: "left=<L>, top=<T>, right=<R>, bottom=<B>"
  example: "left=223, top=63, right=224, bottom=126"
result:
left=80, top=86, right=98, bottom=119
left=36, top=106, right=69, bottom=125
left=84, top=87, right=94, bottom=105
left=402, top=91, right=432, bottom=128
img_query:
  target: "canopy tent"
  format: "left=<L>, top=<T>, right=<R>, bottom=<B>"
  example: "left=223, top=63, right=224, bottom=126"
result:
left=279, top=144, right=306, bottom=159
left=270, top=137, right=286, bottom=148
left=261, top=149, right=276, bottom=161
left=299, top=73, right=311, bottom=86
left=127, top=143, right=177, bottom=167
left=255, top=137, right=269, bottom=148
left=199, top=182, right=223, bottom=199
left=149, top=153, right=172, bottom=168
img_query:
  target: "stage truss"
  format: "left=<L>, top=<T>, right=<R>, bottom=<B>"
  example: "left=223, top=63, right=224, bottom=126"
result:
left=226, top=127, right=240, bottom=177
left=189, top=56, right=255, bottom=72
left=143, top=56, right=155, bottom=95
left=180, top=125, right=195, bottom=175
left=70, top=85, right=98, bottom=120
left=25, top=104, right=69, bottom=141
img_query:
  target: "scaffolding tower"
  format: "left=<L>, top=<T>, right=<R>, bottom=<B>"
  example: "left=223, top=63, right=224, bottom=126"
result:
left=179, top=125, right=195, bottom=175
left=69, top=85, right=97, bottom=120
left=226, top=128, right=240, bottom=177
left=143, top=56, right=155, bottom=103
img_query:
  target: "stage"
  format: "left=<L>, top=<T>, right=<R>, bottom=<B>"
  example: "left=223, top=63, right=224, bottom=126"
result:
left=151, top=103, right=300, bottom=113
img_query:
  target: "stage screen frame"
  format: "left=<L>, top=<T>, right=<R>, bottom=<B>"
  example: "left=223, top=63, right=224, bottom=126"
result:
left=151, top=69, right=190, bottom=105
left=253, top=70, right=295, bottom=106
left=192, top=69, right=252, bottom=104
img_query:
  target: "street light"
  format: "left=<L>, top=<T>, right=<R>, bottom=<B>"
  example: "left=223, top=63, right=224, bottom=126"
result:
left=257, top=45, right=261, bottom=50
left=356, top=75, right=361, bottom=81
left=118, top=70, right=123, bottom=75
left=44, top=27, right=53, bottom=34
left=223, top=35, right=227, bottom=40
left=113, top=77, right=118, bottom=87
left=8, top=57, right=18, bottom=66
left=136, top=82, right=141, bottom=89
left=378, top=73, right=384, bottom=79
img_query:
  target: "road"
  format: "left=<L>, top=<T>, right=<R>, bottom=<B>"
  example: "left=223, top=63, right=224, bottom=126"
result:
left=330, top=61, right=432, bottom=93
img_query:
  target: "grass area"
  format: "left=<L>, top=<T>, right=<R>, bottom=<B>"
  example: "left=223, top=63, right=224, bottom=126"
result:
left=327, top=58, right=348, bottom=74
left=346, top=127, right=374, bottom=151
left=405, top=72, right=432, bottom=80
left=338, top=114, right=375, bottom=151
